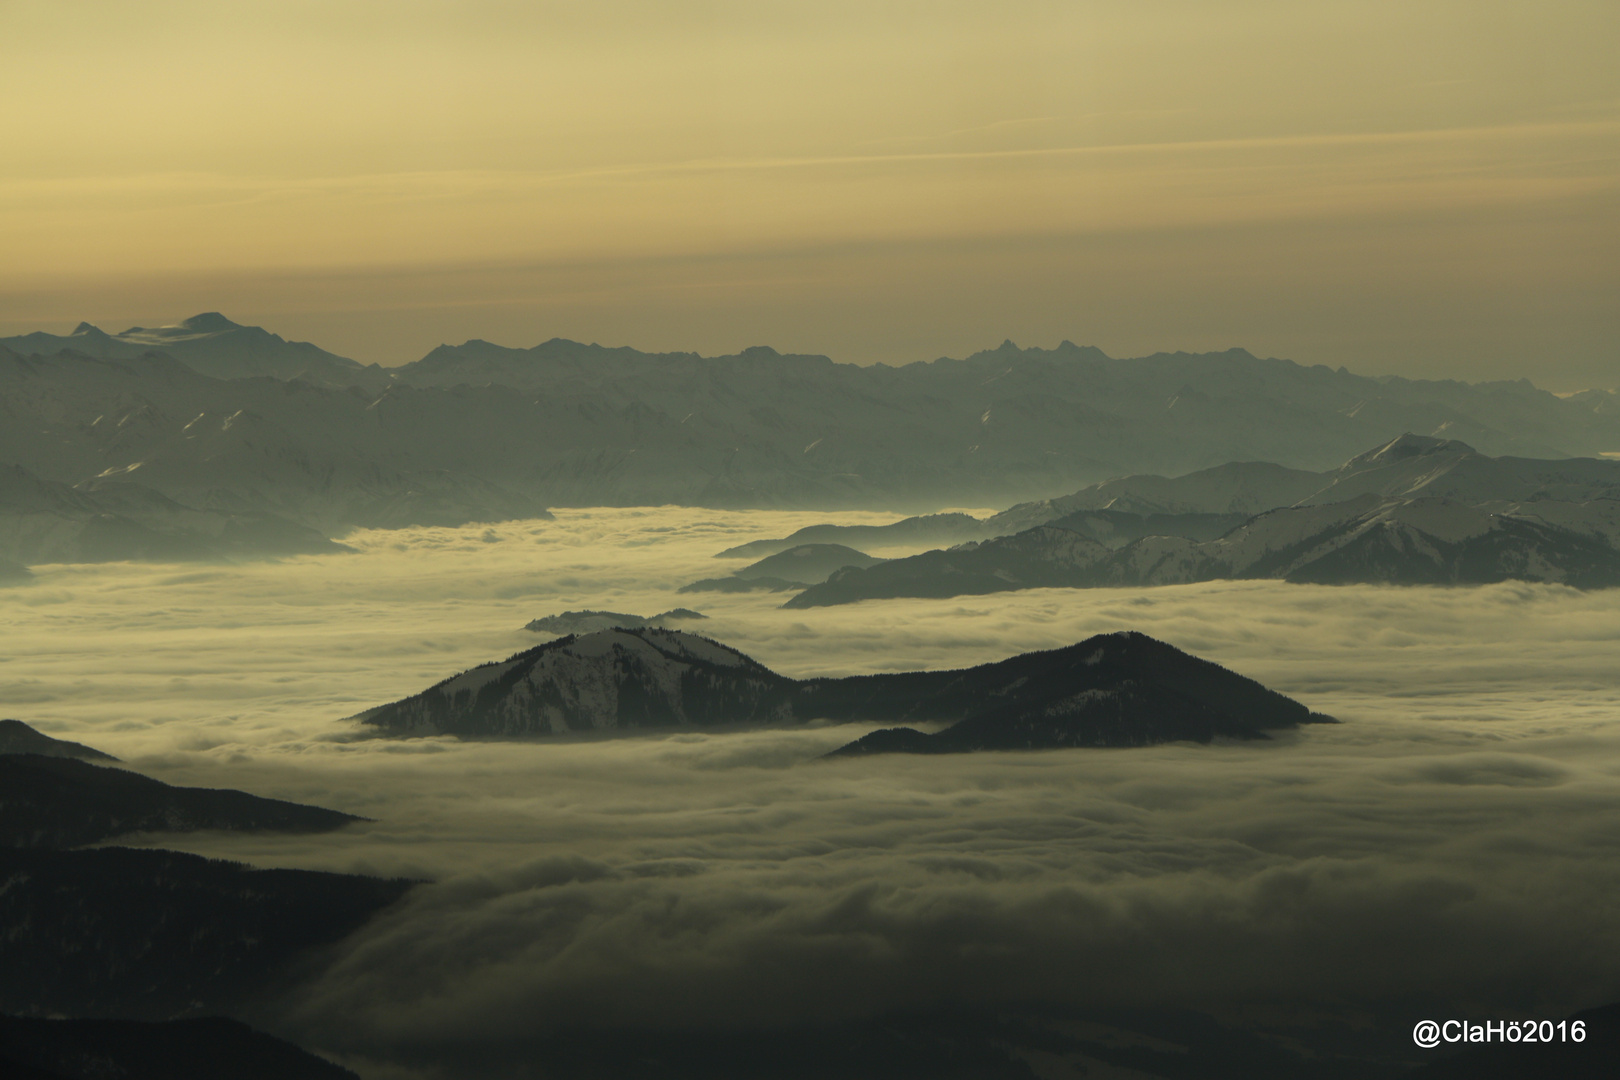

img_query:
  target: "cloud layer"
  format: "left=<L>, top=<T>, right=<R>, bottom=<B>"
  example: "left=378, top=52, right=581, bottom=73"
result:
left=6, top=508, right=1620, bottom=1074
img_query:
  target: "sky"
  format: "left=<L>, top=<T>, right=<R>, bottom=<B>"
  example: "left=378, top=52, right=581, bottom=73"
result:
left=2, top=1, right=1617, bottom=385
left=8, top=508, right=1620, bottom=1074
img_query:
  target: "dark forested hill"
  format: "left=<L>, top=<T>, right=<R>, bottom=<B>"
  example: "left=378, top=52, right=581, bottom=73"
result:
left=0, top=847, right=413, bottom=1019
left=0, top=1015, right=360, bottom=1080
left=0, top=719, right=116, bottom=762
left=0, top=753, right=365, bottom=849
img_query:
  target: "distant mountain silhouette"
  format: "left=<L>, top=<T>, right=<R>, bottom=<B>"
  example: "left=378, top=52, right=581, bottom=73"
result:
left=7, top=326, right=1620, bottom=523
left=0, top=313, right=385, bottom=388
left=0, top=462, right=347, bottom=567
left=715, top=513, right=989, bottom=559
left=0, top=1014, right=359, bottom=1080
left=987, top=433, right=1620, bottom=525
left=0, top=720, right=116, bottom=761
left=526, top=608, right=707, bottom=634
left=0, top=345, right=552, bottom=534
left=357, top=628, right=1327, bottom=748
left=986, top=460, right=1329, bottom=531
left=680, top=543, right=884, bottom=592
left=0, top=754, right=364, bottom=848
left=784, top=527, right=1113, bottom=605
left=677, top=575, right=810, bottom=594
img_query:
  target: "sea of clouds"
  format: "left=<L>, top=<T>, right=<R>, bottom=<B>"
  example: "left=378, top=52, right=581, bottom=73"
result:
left=5, top=507, right=1619, bottom=1076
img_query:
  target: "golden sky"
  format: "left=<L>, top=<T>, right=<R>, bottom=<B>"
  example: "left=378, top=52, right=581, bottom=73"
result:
left=2, top=0, right=1616, bottom=384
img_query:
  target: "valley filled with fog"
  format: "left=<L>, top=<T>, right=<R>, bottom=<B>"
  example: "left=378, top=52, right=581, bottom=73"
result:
left=6, top=506, right=1619, bottom=1075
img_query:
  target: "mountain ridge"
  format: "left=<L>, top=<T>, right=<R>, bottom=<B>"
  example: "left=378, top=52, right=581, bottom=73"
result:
left=0, top=314, right=383, bottom=388
left=0, top=720, right=117, bottom=761
left=0, top=752, right=367, bottom=849
left=6, top=317, right=1620, bottom=526
left=356, top=627, right=1329, bottom=749
left=785, top=492, right=1620, bottom=606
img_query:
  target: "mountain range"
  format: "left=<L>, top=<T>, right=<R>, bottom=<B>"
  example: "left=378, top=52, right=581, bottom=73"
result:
left=680, top=543, right=886, bottom=593
left=714, top=513, right=991, bottom=559
left=0, top=313, right=387, bottom=388
left=355, top=628, right=1328, bottom=749
left=4, top=315, right=1619, bottom=555
left=0, top=463, right=346, bottom=567
left=784, top=436, right=1620, bottom=604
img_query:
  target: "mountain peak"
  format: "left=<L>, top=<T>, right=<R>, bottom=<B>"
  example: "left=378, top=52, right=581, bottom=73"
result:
left=116, top=312, right=245, bottom=341
left=356, top=627, right=790, bottom=737
left=70, top=322, right=107, bottom=337
left=1353, top=432, right=1475, bottom=466
left=179, top=312, right=241, bottom=333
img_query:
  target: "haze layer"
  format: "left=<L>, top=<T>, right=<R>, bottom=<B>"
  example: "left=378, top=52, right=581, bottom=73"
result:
left=4, top=1, right=1616, bottom=385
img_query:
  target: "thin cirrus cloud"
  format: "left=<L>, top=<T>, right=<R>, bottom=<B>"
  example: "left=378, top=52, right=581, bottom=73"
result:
left=1, top=0, right=1616, bottom=379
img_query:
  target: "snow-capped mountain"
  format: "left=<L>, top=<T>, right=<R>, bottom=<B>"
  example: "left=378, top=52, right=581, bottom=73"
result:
left=356, top=629, right=799, bottom=737
left=825, top=631, right=1331, bottom=755
left=524, top=608, right=708, bottom=635
left=1297, top=432, right=1620, bottom=506
left=786, top=487, right=1620, bottom=606
left=987, top=434, right=1620, bottom=534
left=0, top=312, right=386, bottom=388
left=356, top=628, right=1327, bottom=747
left=1100, top=494, right=1620, bottom=587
